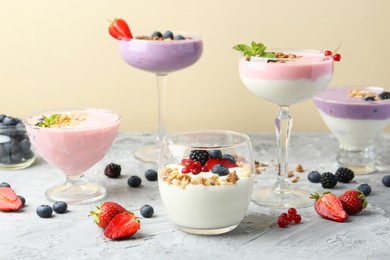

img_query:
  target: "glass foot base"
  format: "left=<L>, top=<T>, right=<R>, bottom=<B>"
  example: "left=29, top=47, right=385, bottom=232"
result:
left=134, top=144, right=158, bottom=163
left=337, top=146, right=376, bottom=174
left=45, top=181, right=106, bottom=204
left=179, top=224, right=238, bottom=235
left=252, top=186, right=314, bottom=209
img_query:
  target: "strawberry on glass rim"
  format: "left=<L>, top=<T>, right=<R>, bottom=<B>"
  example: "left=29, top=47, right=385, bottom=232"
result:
left=109, top=18, right=132, bottom=40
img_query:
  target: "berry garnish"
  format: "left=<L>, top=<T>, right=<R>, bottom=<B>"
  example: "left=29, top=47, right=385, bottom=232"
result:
left=108, top=18, right=133, bottom=41
left=189, top=150, right=209, bottom=166
left=140, top=204, right=154, bottom=218
left=320, top=172, right=338, bottom=188
left=222, top=154, right=236, bottom=164
left=211, top=164, right=229, bottom=176
left=53, top=201, right=68, bottom=214
left=357, top=183, right=372, bottom=196
left=174, top=34, right=185, bottom=40
left=151, top=31, right=163, bottom=39
left=325, top=43, right=342, bottom=62
left=379, top=91, right=390, bottom=100
left=208, top=150, right=222, bottom=159
left=127, top=176, right=142, bottom=187
left=335, top=167, right=354, bottom=183
left=333, top=53, right=342, bottom=62
left=36, top=205, right=53, bottom=218
left=163, top=31, right=174, bottom=40
left=324, top=50, right=332, bottom=56
left=104, top=163, right=122, bottom=178
left=145, top=169, right=158, bottom=181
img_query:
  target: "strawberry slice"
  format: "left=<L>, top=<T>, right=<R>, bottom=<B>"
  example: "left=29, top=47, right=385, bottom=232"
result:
left=108, top=18, right=133, bottom=40
left=205, top=158, right=238, bottom=169
left=0, top=187, right=23, bottom=211
left=311, top=192, right=348, bottom=222
left=104, top=211, right=140, bottom=240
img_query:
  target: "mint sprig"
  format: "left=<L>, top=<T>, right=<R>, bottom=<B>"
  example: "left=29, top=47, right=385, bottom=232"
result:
left=233, top=41, right=276, bottom=60
left=38, top=114, right=60, bottom=127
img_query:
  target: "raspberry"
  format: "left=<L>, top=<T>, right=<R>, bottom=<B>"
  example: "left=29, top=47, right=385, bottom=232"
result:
left=104, top=163, right=121, bottom=178
left=320, top=172, right=338, bottom=188
left=189, top=150, right=209, bottom=166
left=335, top=167, right=354, bottom=183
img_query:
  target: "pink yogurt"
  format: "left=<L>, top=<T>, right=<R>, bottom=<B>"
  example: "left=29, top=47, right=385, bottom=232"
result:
left=24, top=109, right=120, bottom=176
left=119, top=32, right=203, bottom=74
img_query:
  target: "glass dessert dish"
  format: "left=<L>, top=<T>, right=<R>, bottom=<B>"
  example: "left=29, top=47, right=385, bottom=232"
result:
left=158, top=130, right=255, bottom=235
left=0, top=115, right=35, bottom=170
left=118, top=32, right=203, bottom=162
left=238, top=49, right=334, bottom=208
left=314, top=86, right=390, bottom=174
left=24, top=108, right=120, bottom=204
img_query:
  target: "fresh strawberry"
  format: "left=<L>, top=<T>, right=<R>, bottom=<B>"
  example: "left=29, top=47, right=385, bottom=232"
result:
left=310, top=192, right=348, bottom=222
left=205, top=158, right=238, bottom=169
left=104, top=211, right=140, bottom=240
left=108, top=18, right=132, bottom=40
left=90, top=202, right=127, bottom=229
left=0, top=187, right=23, bottom=211
left=338, top=190, right=367, bottom=215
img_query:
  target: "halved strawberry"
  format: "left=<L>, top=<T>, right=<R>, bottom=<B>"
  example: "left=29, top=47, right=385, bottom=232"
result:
left=311, top=192, right=348, bottom=222
left=90, top=201, right=127, bottom=229
left=0, top=187, right=23, bottom=211
left=205, top=158, right=238, bottom=169
left=108, top=18, right=133, bottom=40
left=104, top=211, right=140, bottom=240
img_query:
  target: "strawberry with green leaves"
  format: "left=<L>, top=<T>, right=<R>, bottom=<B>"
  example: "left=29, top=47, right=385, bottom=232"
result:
left=108, top=18, right=133, bottom=40
left=90, top=201, right=127, bottom=229
left=0, top=187, right=23, bottom=211
left=311, top=192, right=348, bottom=222
left=338, top=190, right=367, bottom=215
left=104, top=211, right=140, bottom=240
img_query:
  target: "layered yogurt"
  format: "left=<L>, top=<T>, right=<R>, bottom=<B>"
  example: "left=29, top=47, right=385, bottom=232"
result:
left=158, top=163, right=254, bottom=230
left=120, top=32, right=203, bottom=74
left=314, top=87, right=390, bottom=151
left=24, top=109, right=120, bottom=176
left=239, top=50, right=334, bottom=105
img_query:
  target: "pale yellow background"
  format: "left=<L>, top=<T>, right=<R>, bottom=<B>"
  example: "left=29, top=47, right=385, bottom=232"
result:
left=1, top=0, right=389, bottom=133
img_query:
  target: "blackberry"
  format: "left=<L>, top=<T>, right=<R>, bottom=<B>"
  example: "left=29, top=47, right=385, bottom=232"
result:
left=378, top=91, right=390, bottom=100
left=320, top=172, right=337, bottom=188
left=335, top=167, right=354, bottom=183
left=189, top=150, right=209, bottom=166
left=104, top=163, right=121, bottom=178
left=364, top=96, right=376, bottom=101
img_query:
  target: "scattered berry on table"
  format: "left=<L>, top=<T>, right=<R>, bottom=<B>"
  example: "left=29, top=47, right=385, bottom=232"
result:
left=307, top=171, right=321, bottom=183
left=145, top=169, right=158, bottom=181
left=222, top=154, right=236, bottom=164
left=53, top=201, right=68, bottom=214
left=163, top=31, right=174, bottom=39
left=0, top=182, right=11, bottom=188
left=211, top=164, right=229, bottom=176
left=338, top=190, right=367, bottom=215
left=335, top=167, right=354, bottom=183
left=140, top=204, right=154, bottom=218
left=36, top=205, right=53, bottom=218
left=104, top=163, right=121, bottom=178
left=287, top=208, right=297, bottom=216
left=382, top=175, right=390, bottom=187
left=90, top=202, right=127, bottom=229
left=357, top=183, right=372, bottom=196
left=293, top=214, right=302, bottom=224
left=174, top=34, right=185, bottom=40
left=277, top=216, right=288, bottom=228
left=310, top=192, right=348, bottom=222
left=151, top=31, right=163, bottom=39
left=320, top=172, right=338, bottom=188
left=103, top=211, right=140, bottom=240
left=378, top=91, right=390, bottom=100
left=17, top=195, right=26, bottom=207
left=208, top=150, right=222, bottom=159
left=277, top=208, right=301, bottom=228
left=0, top=187, right=23, bottom=211
left=128, top=176, right=142, bottom=188
left=189, top=150, right=209, bottom=166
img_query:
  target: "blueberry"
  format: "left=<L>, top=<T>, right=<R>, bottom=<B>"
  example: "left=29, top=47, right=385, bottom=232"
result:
left=2, top=117, right=19, bottom=126
left=357, top=184, right=372, bottom=196
left=36, top=205, right=53, bottom=218
left=382, top=175, right=390, bottom=187
left=53, top=201, right=68, bottom=214
left=140, top=204, right=154, bottom=218
left=222, top=154, right=236, bottom=164
left=0, top=155, right=11, bottom=164
left=128, top=175, right=142, bottom=187
left=18, top=195, right=26, bottom=206
left=151, top=31, right=163, bottom=38
left=19, top=138, right=31, bottom=153
left=163, top=30, right=174, bottom=39
left=174, top=34, right=185, bottom=40
left=208, top=150, right=222, bottom=159
left=308, top=171, right=321, bottom=183
left=211, top=164, right=229, bottom=176
left=23, top=150, right=35, bottom=160
left=145, top=169, right=157, bottom=181
left=0, top=114, right=5, bottom=122
left=0, top=182, right=11, bottom=188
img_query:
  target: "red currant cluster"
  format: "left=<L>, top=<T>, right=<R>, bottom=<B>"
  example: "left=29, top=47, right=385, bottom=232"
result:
left=277, top=208, right=302, bottom=228
left=181, top=159, right=209, bottom=175
left=324, top=50, right=341, bottom=62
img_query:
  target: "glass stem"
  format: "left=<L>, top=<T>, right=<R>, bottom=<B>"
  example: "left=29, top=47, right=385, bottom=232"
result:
left=274, top=105, right=293, bottom=191
left=156, top=73, right=168, bottom=144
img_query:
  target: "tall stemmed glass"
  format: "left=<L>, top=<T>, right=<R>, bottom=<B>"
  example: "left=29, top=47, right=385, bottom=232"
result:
left=238, top=50, right=334, bottom=208
left=118, top=33, right=203, bottom=162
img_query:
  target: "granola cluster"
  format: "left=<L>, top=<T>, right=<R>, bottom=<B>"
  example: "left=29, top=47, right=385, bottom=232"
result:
left=50, top=112, right=87, bottom=128
left=349, top=89, right=376, bottom=99
left=268, top=52, right=302, bottom=63
left=160, top=166, right=244, bottom=189
left=135, top=35, right=191, bottom=41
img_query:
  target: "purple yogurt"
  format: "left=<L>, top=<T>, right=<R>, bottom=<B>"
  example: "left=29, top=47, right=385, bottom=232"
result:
left=313, top=87, right=390, bottom=120
left=119, top=32, right=203, bottom=74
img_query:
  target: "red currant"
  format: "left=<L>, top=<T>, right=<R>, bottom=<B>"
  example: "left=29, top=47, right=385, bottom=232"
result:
left=277, top=217, right=288, bottom=228
left=185, top=159, right=194, bottom=169
left=201, top=166, right=209, bottom=172
left=287, top=208, right=297, bottom=216
left=191, top=168, right=201, bottom=175
left=294, top=214, right=302, bottom=224
left=279, top=213, right=288, bottom=220
left=285, top=214, right=294, bottom=223
left=324, top=50, right=332, bottom=56
left=182, top=167, right=190, bottom=174
left=333, top=53, right=341, bottom=62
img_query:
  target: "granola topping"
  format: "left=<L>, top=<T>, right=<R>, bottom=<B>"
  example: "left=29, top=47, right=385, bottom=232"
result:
left=44, top=112, right=87, bottom=128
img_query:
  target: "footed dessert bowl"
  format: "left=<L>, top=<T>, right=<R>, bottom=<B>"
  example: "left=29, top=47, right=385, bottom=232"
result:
left=158, top=130, right=254, bottom=235
left=24, top=108, right=120, bottom=204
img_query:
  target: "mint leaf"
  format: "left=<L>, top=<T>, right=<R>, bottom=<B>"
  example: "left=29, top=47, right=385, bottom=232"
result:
left=233, top=44, right=254, bottom=57
left=38, top=114, right=60, bottom=127
left=251, top=42, right=266, bottom=56
left=233, top=41, right=275, bottom=59
left=260, top=52, right=276, bottom=58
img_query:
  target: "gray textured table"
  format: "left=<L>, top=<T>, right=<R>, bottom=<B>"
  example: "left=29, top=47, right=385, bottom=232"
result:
left=1, top=132, right=389, bottom=260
